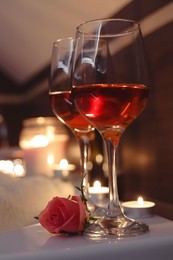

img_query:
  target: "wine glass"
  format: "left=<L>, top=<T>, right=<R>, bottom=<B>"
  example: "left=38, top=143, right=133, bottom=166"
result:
left=49, top=38, right=95, bottom=210
left=72, top=19, right=149, bottom=237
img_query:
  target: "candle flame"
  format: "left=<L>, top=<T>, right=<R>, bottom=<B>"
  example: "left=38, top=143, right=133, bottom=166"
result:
left=137, top=196, right=144, bottom=206
left=59, top=159, right=68, bottom=169
left=93, top=180, right=101, bottom=189
left=31, top=135, right=49, bottom=148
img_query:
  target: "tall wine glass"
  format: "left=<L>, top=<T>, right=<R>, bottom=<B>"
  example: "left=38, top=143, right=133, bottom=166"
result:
left=49, top=38, right=95, bottom=208
left=72, top=19, right=149, bottom=237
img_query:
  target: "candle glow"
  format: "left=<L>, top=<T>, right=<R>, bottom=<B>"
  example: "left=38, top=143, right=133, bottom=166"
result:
left=0, top=159, right=25, bottom=177
left=53, top=159, right=76, bottom=179
left=19, top=117, right=69, bottom=177
left=89, top=180, right=109, bottom=195
left=137, top=196, right=144, bottom=206
left=94, top=180, right=101, bottom=189
left=59, top=159, right=69, bottom=170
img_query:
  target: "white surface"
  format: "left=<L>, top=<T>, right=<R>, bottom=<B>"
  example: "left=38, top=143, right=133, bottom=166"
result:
left=0, top=216, right=173, bottom=260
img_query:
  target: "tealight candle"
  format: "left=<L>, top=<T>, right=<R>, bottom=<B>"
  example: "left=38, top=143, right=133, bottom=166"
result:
left=122, top=196, right=155, bottom=218
left=89, top=180, right=109, bottom=195
left=88, top=181, right=109, bottom=207
left=54, top=159, right=76, bottom=179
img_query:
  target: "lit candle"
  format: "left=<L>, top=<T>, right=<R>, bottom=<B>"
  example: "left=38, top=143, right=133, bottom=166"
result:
left=88, top=181, right=109, bottom=207
left=122, top=196, right=155, bottom=218
left=89, top=180, right=109, bottom=195
left=19, top=117, right=69, bottom=177
left=54, top=159, right=76, bottom=179
left=0, top=158, right=25, bottom=177
left=21, top=135, right=55, bottom=177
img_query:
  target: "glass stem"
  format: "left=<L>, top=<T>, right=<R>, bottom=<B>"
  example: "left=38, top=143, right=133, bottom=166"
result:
left=78, top=135, right=90, bottom=198
left=104, top=138, right=123, bottom=218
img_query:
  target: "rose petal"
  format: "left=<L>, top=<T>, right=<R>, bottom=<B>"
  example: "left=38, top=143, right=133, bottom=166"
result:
left=72, top=196, right=87, bottom=230
left=59, top=211, right=81, bottom=233
left=38, top=196, right=87, bottom=234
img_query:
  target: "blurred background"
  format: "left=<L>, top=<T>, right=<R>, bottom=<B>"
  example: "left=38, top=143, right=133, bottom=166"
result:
left=0, top=0, right=173, bottom=220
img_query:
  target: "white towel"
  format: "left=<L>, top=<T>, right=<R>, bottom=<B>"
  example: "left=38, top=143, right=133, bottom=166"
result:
left=0, top=174, right=76, bottom=232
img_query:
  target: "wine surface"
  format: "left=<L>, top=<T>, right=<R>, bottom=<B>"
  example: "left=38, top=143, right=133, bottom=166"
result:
left=73, top=83, right=149, bottom=140
left=50, top=91, right=94, bottom=134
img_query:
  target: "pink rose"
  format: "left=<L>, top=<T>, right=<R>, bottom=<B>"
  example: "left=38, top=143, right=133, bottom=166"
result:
left=38, top=196, right=88, bottom=234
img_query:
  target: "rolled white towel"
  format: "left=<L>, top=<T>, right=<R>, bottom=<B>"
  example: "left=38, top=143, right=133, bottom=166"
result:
left=0, top=174, right=77, bottom=232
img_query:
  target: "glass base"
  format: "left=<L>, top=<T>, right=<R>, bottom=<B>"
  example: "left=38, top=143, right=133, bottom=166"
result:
left=85, top=215, right=149, bottom=238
